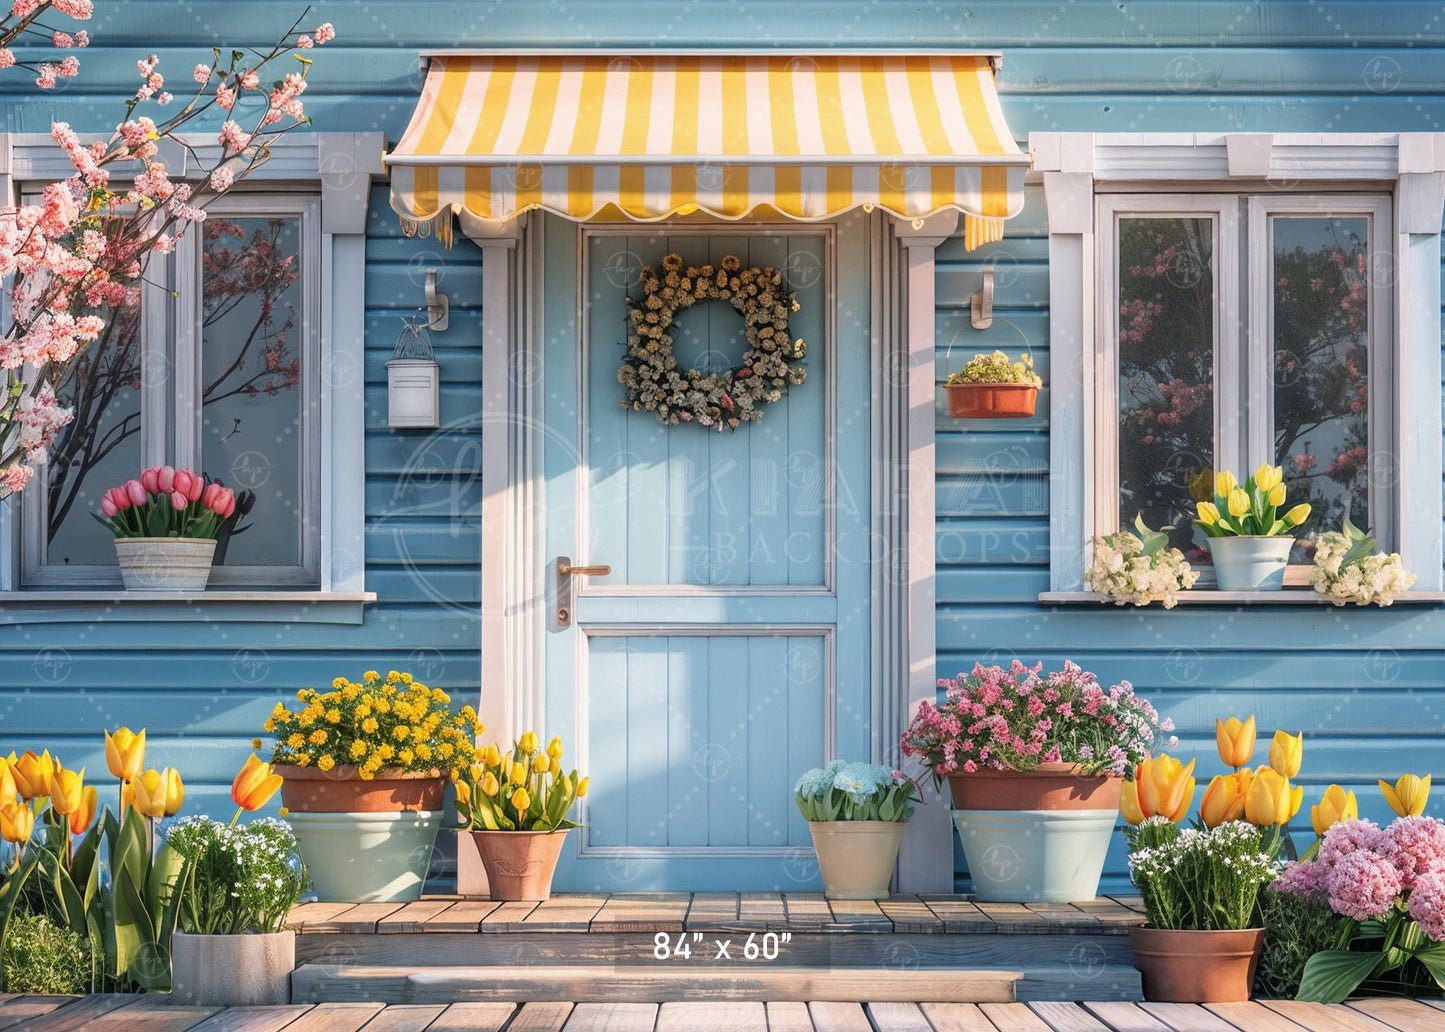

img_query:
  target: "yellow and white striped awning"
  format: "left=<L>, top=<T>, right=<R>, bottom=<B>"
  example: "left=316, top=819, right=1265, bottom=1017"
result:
left=386, top=52, right=1028, bottom=243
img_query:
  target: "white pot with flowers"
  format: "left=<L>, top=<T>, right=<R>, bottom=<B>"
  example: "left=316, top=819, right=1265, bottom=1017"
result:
left=94, top=465, right=239, bottom=590
left=1193, top=465, right=1311, bottom=591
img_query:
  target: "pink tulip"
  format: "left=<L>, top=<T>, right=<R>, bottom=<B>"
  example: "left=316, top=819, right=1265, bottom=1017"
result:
left=108, top=486, right=132, bottom=511
left=173, top=470, right=191, bottom=497
left=184, top=473, right=203, bottom=502
left=215, top=488, right=236, bottom=518
left=125, top=479, right=146, bottom=506
left=141, top=467, right=160, bottom=493
left=100, top=496, right=117, bottom=518
left=170, top=491, right=188, bottom=510
left=158, top=465, right=175, bottom=491
left=202, top=482, right=223, bottom=509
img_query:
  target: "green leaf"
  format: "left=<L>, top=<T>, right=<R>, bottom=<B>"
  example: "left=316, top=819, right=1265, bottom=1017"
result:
left=0, top=853, right=41, bottom=990
left=1296, top=949, right=1384, bottom=1003
left=147, top=842, right=185, bottom=943
left=113, top=807, right=149, bottom=894
left=113, top=864, right=155, bottom=986
left=1133, top=513, right=1170, bottom=556
left=71, top=817, right=103, bottom=896
left=146, top=507, right=167, bottom=537
left=1411, top=941, right=1445, bottom=990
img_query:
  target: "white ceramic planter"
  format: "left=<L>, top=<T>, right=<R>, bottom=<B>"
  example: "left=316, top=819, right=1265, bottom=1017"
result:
left=952, top=808, right=1118, bottom=903
left=287, top=810, right=440, bottom=902
left=114, top=537, right=216, bottom=591
left=169, top=930, right=294, bottom=1005
left=1207, top=535, right=1294, bottom=591
left=807, top=820, right=906, bottom=900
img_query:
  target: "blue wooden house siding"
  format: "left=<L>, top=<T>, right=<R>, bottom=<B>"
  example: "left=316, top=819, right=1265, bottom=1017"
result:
left=3, top=1, right=1444, bottom=889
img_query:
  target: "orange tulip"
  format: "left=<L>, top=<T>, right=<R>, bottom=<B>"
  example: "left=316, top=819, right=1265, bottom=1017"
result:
left=1199, top=772, right=1249, bottom=828
left=10, top=750, right=54, bottom=800
left=1268, top=730, right=1303, bottom=778
left=1216, top=716, right=1256, bottom=769
left=49, top=766, right=85, bottom=817
left=0, top=762, right=16, bottom=807
left=1311, top=784, right=1358, bottom=836
left=231, top=755, right=283, bottom=811
left=0, top=802, right=33, bottom=844
left=1137, top=755, right=1197, bottom=823
left=69, top=785, right=98, bottom=836
left=1120, top=779, right=1146, bottom=826
left=105, top=727, right=146, bottom=781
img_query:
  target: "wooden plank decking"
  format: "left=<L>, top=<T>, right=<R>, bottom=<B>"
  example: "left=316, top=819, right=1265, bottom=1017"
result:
left=286, top=894, right=1150, bottom=937
left=6, top=996, right=1442, bottom=1032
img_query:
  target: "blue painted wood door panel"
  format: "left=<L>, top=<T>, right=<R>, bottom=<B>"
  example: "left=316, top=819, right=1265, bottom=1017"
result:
left=542, top=213, right=873, bottom=890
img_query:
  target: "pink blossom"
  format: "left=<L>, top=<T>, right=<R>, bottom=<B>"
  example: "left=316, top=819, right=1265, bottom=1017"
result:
left=297, top=35, right=314, bottom=49
left=1272, top=858, right=1326, bottom=899
left=0, top=49, right=15, bottom=70
left=73, top=30, right=88, bottom=46
left=53, top=32, right=75, bottom=48
left=215, top=83, right=237, bottom=110
left=1409, top=869, right=1445, bottom=941
left=4, top=466, right=32, bottom=493
left=239, top=70, right=259, bottom=90
left=194, top=63, right=212, bottom=84
left=156, top=92, right=172, bottom=106
left=217, top=120, right=251, bottom=152
left=51, top=0, right=94, bottom=16
left=1326, top=850, right=1401, bottom=921
left=209, top=166, right=235, bottom=191
left=313, top=23, right=336, bottom=44
left=1386, top=816, right=1445, bottom=890
left=10, top=0, right=41, bottom=17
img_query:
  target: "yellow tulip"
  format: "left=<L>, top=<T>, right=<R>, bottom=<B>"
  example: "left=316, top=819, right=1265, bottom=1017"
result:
left=129, top=769, right=168, bottom=818
left=519, top=732, right=539, bottom=755
left=0, top=802, right=34, bottom=844
left=49, top=766, right=85, bottom=817
left=231, top=755, right=283, bottom=811
left=11, top=750, right=54, bottom=800
left=1267, top=483, right=1287, bottom=507
left=163, top=768, right=185, bottom=817
left=456, top=779, right=471, bottom=805
left=1268, top=730, right=1303, bottom=778
left=1119, top=779, right=1145, bottom=826
left=1245, top=766, right=1293, bottom=826
left=105, top=727, right=146, bottom=782
left=1215, top=470, right=1238, bottom=497
left=1381, top=773, right=1431, bottom=817
left=1200, top=773, right=1249, bottom=828
left=1138, top=755, right=1197, bottom=823
left=578, top=777, right=589, bottom=798
left=1196, top=501, right=1220, bottom=526
left=482, top=745, right=502, bottom=767
left=482, top=772, right=500, bottom=797
left=549, top=758, right=561, bottom=777
left=1283, top=503, right=1311, bottom=527
left=1189, top=469, right=1216, bottom=503
left=512, top=787, right=531, bottom=812
left=1216, top=716, right=1256, bottom=768
left=1289, top=783, right=1304, bottom=820
left=69, top=785, right=98, bottom=836
left=1255, top=464, right=1283, bottom=492
left=509, top=762, right=527, bottom=786
left=0, top=763, right=16, bottom=807
left=547, top=737, right=564, bottom=760
left=531, top=754, right=549, bottom=774
left=1227, top=487, right=1251, bottom=518
left=1312, top=784, right=1358, bottom=835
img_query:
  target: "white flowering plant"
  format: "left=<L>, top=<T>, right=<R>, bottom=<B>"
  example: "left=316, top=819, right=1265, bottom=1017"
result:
left=165, top=816, right=307, bottom=935
left=794, top=760, right=921, bottom=823
left=1309, top=518, right=1416, bottom=606
left=1125, top=817, right=1281, bottom=931
left=1085, top=514, right=1200, bottom=609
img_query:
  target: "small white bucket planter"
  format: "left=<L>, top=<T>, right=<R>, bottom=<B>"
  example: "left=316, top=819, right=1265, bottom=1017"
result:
left=952, top=808, right=1118, bottom=903
left=169, top=930, right=294, bottom=1006
left=1206, top=535, right=1295, bottom=591
left=288, top=810, right=441, bottom=902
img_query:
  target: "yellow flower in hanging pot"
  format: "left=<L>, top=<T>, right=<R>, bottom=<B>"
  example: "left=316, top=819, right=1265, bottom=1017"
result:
left=1267, top=483, right=1287, bottom=507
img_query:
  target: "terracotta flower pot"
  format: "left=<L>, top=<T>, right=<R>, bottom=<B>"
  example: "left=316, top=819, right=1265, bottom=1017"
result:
left=807, top=820, right=906, bottom=900
left=1129, top=925, right=1267, bottom=1002
left=945, top=382, right=1038, bottom=419
left=947, top=763, right=1123, bottom=811
left=470, top=829, right=571, bottom=900
left=277, top=764, right=446, bottom=813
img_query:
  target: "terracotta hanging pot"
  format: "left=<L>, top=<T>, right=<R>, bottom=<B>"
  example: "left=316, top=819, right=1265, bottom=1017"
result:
left=947, top=762, right=1123, bottom=811
left=276, top=764, right=446, bottom=813
left=470, top=829, right=571, bottom=900
left=1129, top=925, right=1267, bottom=1002
left=945, top=383, right=1038, bottom=419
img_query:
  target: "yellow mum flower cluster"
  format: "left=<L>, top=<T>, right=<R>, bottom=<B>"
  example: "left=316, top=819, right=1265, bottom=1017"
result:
left=263, top=671, right=483, bottom=780
left=454, top=731, right=588, bottom=832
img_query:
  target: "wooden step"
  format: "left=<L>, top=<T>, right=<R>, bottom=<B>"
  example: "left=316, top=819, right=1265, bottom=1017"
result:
left=289, top=964, right=1021, bottom=1005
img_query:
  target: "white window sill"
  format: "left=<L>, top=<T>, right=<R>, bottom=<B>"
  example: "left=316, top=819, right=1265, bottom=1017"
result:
left=1039, top=590, right=1445, bottom=607
left=0, top=590, right=377, bottom=624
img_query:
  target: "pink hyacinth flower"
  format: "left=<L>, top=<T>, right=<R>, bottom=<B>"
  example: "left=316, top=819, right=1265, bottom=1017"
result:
left=124, top=479, right=146, bottom=506
left=157, top=465, right=175, bottom=491
left=170, top=491, right=188, bottom=510
left=141, top=466, right=160, bottom=493
left=100, top=496, right=117, bottom=518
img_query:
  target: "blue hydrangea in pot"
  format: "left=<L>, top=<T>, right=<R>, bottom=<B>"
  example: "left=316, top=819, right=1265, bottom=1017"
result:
left=795, top=761, right=921, bottom=900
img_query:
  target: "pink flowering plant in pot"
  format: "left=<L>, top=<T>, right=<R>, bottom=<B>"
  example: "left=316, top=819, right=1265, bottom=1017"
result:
left=94, top=465, right=236, bottom=539
left=1271, top=814, right=1445, bottom=1001
left=900, top=659, right=1174, bottom=784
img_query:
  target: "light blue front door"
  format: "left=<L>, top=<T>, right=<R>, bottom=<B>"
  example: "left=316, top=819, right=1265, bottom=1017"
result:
left=542, top=213, right=873, bottom=891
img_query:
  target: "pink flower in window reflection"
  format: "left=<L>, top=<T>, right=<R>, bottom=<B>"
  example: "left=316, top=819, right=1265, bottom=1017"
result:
left=1327, top=447, right=1367, bottom=483
left=1294, top=453, right=1317, bottom=474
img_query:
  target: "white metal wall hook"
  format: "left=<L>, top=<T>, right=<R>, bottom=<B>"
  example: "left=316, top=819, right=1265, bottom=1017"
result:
left=424, top=268, right=450, bottom=332
left=970, top=268, right=994, bottom=330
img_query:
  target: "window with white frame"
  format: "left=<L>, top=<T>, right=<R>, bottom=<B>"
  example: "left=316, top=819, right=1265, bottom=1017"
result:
left=1034, top=133, right=1445, bottom=597
left=1098, top=193, right=1393, bottom=573
left=22, top=194, right=321, bottom=587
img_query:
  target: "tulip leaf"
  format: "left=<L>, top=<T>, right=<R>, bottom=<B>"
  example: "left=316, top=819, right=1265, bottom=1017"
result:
left=112, top=863, right=153, bottom=987
left=112, top=807, right=149, bottom=895
left=1296, top=949, right=1383, bottom=1003
left=70, top=817, right=103, bottom=897
left=147, top=841, right=185, bottom=943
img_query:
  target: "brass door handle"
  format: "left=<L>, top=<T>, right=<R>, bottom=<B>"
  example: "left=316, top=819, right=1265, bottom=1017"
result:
left=554, top=556, right=610, bottom=628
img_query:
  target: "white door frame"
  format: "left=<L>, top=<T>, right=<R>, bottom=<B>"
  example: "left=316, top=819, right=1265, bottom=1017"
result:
left=464, top=209, right=956, bottom=892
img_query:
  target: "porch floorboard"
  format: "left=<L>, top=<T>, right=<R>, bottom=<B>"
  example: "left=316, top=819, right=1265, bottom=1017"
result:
left=3, top=996, right=1435, bottom=1032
